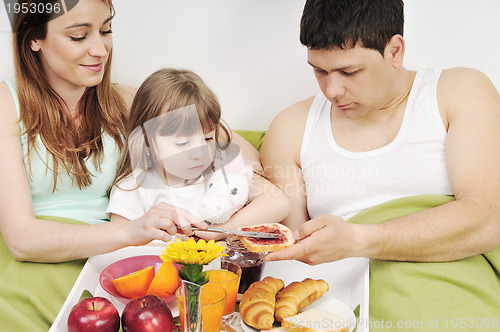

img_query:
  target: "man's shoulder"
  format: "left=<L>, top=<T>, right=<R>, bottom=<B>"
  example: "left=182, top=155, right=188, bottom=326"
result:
left=270, top=95, right=315, bottom=130
left=437, top=67, right=499, bottom=128
left=438, top=67, right=496, bottom=107
left=439, top=67, right=492, bottom=89
left=262, top=96, right=316, bottom=159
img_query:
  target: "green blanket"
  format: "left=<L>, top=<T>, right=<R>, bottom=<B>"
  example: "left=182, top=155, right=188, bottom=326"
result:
left=1, top=184, right=498, bottom=330
left=0, top=216, right=86, bottom=332
left=349, top=195, right=500, bottom=331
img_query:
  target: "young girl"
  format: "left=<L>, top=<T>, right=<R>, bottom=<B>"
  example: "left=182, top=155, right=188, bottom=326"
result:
left=107, top=68, right=291, bottom=240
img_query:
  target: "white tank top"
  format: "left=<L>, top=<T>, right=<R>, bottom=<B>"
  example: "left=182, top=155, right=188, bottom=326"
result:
left=300, top=68, right=453, bottom=220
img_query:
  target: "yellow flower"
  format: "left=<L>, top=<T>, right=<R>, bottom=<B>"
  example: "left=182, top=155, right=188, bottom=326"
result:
left=160, top=238, right=227, bottom=266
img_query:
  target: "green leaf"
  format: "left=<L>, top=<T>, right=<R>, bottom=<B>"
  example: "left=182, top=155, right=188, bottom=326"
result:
left=353, top=304, right=360, bottom=332
left=78, top=290, right=94, bottom=302
left=179, top=264, right=209, bottom=286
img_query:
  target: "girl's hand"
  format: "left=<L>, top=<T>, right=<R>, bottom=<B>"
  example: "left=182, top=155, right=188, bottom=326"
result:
left=193, top=227, right=227, bottom=242
left=115, top=202, right=209, bottom=245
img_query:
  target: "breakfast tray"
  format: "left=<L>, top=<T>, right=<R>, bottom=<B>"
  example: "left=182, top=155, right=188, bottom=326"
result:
left=49, top=244, right=166, bottom=332
left=50, top=244, right=369, bottom=332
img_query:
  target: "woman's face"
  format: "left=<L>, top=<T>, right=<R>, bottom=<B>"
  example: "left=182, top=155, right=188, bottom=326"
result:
left=30, top=0, right=113, bottom=93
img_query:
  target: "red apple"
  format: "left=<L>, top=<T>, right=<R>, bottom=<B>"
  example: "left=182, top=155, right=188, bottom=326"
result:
left=122, top=295, right=174, bottom=332
left=67, top=296, right=120, bottom=332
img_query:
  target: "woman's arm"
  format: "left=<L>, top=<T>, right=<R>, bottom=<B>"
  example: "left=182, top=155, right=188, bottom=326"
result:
left=0, top=82, right=205, bottom=263
left=0, top=83, right=125, bottom=262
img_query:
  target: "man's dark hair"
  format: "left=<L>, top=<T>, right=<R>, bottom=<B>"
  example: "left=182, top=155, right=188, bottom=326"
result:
left=300, top=0, right=404, bottom=56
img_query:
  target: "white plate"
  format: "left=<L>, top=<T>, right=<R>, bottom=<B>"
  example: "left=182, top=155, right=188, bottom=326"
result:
left=240, top=295, right=356, bottom=332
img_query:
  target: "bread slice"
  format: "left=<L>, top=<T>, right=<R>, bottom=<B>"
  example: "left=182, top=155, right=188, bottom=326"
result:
left=237, top=223, right=295, bottom=253
left=281, top=308, right=349, bottom=332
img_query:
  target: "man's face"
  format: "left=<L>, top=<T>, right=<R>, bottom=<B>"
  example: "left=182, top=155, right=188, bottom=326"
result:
left=307, top=44, right=394, bottom=118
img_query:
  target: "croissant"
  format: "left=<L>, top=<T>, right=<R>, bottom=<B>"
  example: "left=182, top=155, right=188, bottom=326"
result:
left=239, top=276, right=285, bottom=330
left=274, top=278, right=329, bottom=322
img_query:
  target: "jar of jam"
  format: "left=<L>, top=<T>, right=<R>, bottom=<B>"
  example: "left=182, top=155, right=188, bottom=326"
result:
left=221, top=234, right=266, bottom=293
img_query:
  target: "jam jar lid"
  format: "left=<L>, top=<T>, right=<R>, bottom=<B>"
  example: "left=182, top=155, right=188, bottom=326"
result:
left=225, top=234, right=248, bottom=250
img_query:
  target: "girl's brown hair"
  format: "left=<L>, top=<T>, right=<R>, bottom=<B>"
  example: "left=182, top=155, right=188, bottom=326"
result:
left=113, top=68, right=231, bottom=188
left=13, top=0, right=127, bottom=191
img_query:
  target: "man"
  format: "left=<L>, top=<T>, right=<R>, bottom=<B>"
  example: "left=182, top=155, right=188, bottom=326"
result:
left=261, top=0, right=500, bottom=328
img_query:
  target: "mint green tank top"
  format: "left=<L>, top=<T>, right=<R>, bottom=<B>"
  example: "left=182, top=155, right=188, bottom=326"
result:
left=4, top=78, right=121, bottom=224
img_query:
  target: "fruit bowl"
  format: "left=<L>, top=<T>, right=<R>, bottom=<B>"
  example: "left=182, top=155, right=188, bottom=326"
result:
left=99, top=255, right=181, bottom=305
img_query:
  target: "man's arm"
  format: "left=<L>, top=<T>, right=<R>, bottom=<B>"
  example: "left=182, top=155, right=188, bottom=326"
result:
left=267, top=68, right=500, bottom=264
left=361, top=68, right=500, bottom=261
left=261, top=97, right=314, bottom=231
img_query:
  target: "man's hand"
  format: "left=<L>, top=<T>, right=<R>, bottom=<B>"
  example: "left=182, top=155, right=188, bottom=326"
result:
left=264, top=215, right=363, bottom=265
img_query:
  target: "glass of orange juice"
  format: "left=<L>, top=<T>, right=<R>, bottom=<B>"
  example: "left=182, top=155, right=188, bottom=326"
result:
left=205, top=261, right=242, bottom=321
left=175, top=284, right=226, bottom=332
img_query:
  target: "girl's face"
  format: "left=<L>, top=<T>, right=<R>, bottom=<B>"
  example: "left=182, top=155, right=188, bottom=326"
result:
left=155, top=130, right=216, bottom=186
left=30, top=0, right=113, bottom=94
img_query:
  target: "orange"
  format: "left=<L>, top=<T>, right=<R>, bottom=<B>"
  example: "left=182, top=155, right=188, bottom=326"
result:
left=206, top=269, right=236, bottom=283
left=112, top=266, right=155, bottom=299
left=205, top=269, right=240, bottom=315
left=146, top=262, right=179, bottom=297
left=176, top=287, right=226, bottom=332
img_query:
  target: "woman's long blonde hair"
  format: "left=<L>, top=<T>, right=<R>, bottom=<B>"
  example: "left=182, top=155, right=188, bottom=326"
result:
left=113, top=68, right=231, bottom=189
left=13, top=0, right=127, bottom=191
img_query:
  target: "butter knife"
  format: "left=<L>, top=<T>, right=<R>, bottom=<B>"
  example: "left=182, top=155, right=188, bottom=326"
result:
left=192, top=226, right=282, bottom=239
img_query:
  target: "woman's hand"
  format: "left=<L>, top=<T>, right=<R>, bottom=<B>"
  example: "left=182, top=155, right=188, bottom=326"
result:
left=112, top=202, right=209, bottom=245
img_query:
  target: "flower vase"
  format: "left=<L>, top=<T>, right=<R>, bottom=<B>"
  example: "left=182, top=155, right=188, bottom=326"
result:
left=180, top=280, right=203, bottom=332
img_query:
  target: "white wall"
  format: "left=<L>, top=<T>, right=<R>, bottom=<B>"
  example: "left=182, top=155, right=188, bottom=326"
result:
left=1, top=0, right=499, bottom=130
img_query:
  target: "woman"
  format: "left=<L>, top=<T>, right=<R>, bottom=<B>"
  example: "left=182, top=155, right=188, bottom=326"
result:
left=0, top=0, right=211, bottom=265
left=0, top=1, right=265, bottom=329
